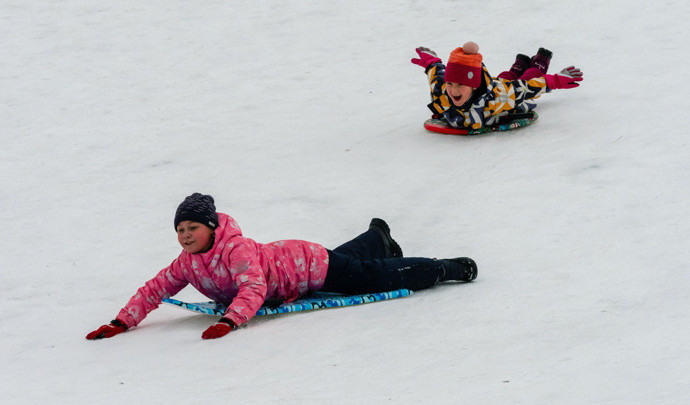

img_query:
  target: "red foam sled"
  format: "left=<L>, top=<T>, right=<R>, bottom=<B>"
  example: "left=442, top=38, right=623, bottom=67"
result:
left=424, top=112, right=539, bottom=136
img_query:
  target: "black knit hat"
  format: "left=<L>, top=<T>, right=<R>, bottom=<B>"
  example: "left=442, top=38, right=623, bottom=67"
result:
left=174, top=193, right=219, bottom=230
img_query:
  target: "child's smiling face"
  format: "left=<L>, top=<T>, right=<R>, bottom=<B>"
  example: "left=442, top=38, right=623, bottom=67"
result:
left=176, top=220, right=215, bottom=254
left=445, top=82, right=475, bottom=107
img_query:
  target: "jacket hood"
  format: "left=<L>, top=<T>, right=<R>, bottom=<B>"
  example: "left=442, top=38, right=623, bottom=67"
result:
left=215, top=213, right=242, bottom=240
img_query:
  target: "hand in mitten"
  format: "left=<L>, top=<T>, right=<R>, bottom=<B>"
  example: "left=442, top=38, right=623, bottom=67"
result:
left=544, top=66, right=583, bottom=89
left=201, top=318, right=235, bottom=340
left=411, top=47, right=442, bottom=68
left=86, top=319, right=128, bottom=340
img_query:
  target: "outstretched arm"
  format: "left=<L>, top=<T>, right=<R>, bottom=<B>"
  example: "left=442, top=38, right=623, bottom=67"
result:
left=85, top=261, right=188, bottom=340
left=412, top=47, right=451, bottom=115
left=201, top=244, right=267, bottom=340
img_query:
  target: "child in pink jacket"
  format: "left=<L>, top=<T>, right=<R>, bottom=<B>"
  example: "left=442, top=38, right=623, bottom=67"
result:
left=86, top=193, right=477, bottom=340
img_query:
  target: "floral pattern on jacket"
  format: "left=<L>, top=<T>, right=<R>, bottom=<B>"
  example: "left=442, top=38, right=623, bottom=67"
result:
left=424, top=62, right=549, bottom=129
left=116, top=213, right=330, bottom=328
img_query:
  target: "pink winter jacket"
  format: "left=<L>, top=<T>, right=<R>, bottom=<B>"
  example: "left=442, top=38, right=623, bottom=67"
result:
left=116, top=213, right=330, bottom=328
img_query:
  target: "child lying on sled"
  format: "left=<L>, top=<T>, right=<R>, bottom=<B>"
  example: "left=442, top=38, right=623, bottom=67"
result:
left=86, top=193, right=477, bottom=340
left=411, top=41, right=583, bottom=130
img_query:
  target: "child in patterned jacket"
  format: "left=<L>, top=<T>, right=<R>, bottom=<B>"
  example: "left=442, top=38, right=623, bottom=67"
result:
left=86, top=193, right=477, bottom=340
left=411, top=41, right=583, bottom=129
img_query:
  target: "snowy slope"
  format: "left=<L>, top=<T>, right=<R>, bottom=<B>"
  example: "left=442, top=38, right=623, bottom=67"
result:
left=2, top=1, right=690, bottom=403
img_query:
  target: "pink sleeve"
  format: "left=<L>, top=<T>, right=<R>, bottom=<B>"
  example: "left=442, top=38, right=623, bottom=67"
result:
left=116, top=260, right=188, bottom=328
left=221, top=244, right=268, bottom=327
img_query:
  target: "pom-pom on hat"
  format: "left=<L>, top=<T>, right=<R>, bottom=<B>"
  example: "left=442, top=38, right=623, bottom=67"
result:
left=444, top=41, right=483, bottom=88
left=174, top=193, right=219, bottom=230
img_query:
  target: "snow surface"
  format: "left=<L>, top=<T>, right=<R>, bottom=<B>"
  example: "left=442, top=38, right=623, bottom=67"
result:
left=2, top=1, right=690, bottom=403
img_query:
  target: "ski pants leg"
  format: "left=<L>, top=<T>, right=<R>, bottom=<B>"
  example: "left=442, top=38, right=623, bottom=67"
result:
left=330, top=227, right=388, bottom=261
left=321, top=251, right=443, bottom=294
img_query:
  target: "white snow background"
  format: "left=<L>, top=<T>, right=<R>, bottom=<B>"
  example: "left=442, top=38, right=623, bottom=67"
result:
left=2, top=1, right=690, bottom=403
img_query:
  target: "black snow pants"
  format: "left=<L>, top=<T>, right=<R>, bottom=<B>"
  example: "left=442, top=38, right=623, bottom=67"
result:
left=320, top=226, right=443, bottom=295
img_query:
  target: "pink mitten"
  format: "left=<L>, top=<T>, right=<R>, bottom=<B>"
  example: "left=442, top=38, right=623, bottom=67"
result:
left=544, top=66, right=583, bottom=89
left=411, top=47, right=442, bottom=68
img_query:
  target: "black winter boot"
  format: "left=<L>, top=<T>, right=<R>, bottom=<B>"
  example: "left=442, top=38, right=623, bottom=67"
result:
left=439, top=257, right=477, bottom=282
left=369, top=218, right=403, bottom=258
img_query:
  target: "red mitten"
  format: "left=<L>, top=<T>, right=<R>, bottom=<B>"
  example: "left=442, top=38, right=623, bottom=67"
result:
left=86, top=319, right=128, bottom=340
left=201, top=318, right=235, bottom=340
left=411, top=47, right=442, bottom=69
left=544, top=66, right=583, bottom=89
